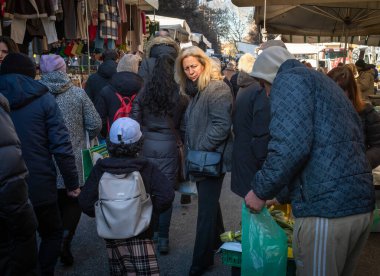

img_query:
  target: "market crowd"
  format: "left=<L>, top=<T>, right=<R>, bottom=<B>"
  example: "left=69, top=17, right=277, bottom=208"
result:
left=0, top=33, right=378, bottom=276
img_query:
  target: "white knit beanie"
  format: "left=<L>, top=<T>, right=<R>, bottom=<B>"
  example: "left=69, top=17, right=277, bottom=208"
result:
left=117, top=54, right=140, bottom=73
left=250, top=46, right=295, bottom=84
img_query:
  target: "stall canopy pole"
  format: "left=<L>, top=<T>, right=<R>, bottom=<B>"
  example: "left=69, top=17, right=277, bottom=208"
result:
left=129, top=4, right=132, bottom=52
left=85, top=0, right=90, bottom=75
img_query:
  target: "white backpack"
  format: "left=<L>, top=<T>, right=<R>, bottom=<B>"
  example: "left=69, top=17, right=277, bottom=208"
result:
left=95, top=171, right=153, bottom=239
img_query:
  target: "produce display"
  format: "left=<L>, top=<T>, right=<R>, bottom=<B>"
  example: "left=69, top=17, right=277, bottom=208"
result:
left=269, top=206, right=294, bottom=247
left=220, top=205, right=294, bottom=247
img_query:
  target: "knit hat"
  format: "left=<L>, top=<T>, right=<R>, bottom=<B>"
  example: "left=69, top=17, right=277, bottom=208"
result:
left=40, top=54, right=66, bottom=74
left=102, top=49, right=118, bottom=61
left=250, top=46, right=295, bottom=84
left=355, top=59, right=370, bottom=70
left=0, top=53, right=36, bottom=78
left=117, top=54, right=140, bottom=73
left=109, top=117, right=142, bottom=145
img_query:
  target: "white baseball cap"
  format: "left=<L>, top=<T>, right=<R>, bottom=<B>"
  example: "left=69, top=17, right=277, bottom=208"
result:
left=109, top=117, right=142, bottom=144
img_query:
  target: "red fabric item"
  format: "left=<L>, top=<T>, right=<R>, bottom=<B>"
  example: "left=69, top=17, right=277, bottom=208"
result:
left=1, top=0, right=5, bottom=17
left=89, top=24, right=97, bottom=42
left=64, top=42, right=74, bottom=57
left=141, top=11, right=146, bottom=35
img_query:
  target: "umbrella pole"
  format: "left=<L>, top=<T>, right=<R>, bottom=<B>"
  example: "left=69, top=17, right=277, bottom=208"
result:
left=85, top=0, right=90, bottom=75
left=343, top=25, right=348, bottom=65
left=344, top=36, right=348, bottom=65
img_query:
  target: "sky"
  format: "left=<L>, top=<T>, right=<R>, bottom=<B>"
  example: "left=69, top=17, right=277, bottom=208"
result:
left=205, top=0, right=254, bottom=17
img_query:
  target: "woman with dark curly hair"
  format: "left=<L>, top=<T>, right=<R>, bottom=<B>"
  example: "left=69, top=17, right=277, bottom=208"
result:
left=79, top=117, right=174, bottom=275
left=0, top=36, right=19, bottom=65
left=131, top=54, right=189, bottom=254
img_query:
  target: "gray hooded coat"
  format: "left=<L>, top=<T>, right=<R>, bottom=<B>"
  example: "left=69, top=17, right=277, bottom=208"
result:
left=40, top=71, right=102, bottom=187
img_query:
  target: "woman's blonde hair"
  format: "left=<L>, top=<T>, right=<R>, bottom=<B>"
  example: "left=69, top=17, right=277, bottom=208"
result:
left=175, top=46, right=212, bottom=92
left=210, top=57, right=224, bottom=81
left=237, top=53, right=255, bottom=73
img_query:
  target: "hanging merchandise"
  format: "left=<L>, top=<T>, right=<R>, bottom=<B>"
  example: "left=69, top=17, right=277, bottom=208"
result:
left=149, top=20, right=159, bottom=38
left=76, top=42, right=84, bottom=55
left=5, top=0, right=58, bottom=45
left=71, top=41, right=79, bottom=56
left=98, top=0, right=119, bottom=48
left=64, top=41, right=75, bottom=57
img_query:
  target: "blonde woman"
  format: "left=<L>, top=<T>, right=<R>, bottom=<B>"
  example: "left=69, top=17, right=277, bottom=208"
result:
left=176, top=46, right=233, bottom=276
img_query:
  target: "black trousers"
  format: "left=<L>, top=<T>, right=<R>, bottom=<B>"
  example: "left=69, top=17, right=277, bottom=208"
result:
left=33, top=202, right=63, bottom=276
left=0, top=202, right=38, bottom=276
left=57, top=189, right=82, bottom=236
left=191, top=176, right=225, bottom=269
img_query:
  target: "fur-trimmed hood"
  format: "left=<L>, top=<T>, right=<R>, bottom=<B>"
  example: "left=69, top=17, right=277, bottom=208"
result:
left=144, top=36, right=180, bottom=58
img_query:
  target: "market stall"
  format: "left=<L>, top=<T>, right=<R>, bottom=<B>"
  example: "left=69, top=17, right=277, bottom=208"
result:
left=146, top=14, right=191, bottom=42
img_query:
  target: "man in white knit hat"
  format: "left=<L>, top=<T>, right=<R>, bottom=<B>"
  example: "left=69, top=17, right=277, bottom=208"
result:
left=246, top=46, right=375, bottom=276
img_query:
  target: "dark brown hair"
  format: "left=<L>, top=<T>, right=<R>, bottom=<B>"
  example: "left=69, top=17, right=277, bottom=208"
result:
left=0, top=36, right=19, bottom=53
left=327, top=65, right=365, bottom=112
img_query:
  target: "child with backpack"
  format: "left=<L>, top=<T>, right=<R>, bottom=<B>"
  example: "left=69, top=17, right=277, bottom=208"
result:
left=79, top=117, right=175, bottom=275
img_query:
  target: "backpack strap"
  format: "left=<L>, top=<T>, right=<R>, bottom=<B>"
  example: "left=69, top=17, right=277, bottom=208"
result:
left=108, top=93, right=137, bottom=132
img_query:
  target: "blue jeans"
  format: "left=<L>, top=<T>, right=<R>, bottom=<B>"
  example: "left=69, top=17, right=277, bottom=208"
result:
left=154, top=205, right=173, bottom=238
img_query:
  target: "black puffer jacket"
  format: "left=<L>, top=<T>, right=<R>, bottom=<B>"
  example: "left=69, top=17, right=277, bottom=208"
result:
left=0, top=74, right=79, bottom=206
left=85, top=60, right=117, bottom=104
left=131, top=91, right=189, bottom=188
left=359, top=103, right=380, bottom=168
left=95, top=71, right=144, bottom=138
left=231, top=75, right=270, bottom=198
left=79, top=157, right=175, bottom=239
left=0, top=93, right=38, bottom=275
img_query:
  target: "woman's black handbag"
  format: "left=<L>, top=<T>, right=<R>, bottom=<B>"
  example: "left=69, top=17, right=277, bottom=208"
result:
left=186, top=150, right=223, bottom=177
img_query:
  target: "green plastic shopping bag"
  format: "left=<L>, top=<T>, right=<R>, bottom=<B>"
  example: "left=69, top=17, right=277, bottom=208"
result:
left=241, top=203, right=287, bottom=276
left=81, top=132, right=109, bottom=182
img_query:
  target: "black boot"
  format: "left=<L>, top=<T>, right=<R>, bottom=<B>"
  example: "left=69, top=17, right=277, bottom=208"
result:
left=180, top=194, right=191, bottom=205
left=60, top=230, right=74, bottom=266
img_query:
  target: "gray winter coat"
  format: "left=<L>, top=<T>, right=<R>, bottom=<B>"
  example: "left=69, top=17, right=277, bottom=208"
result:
left=40, top=71, right=102, bottom=187
left=185, top=80, right=233, bottom=174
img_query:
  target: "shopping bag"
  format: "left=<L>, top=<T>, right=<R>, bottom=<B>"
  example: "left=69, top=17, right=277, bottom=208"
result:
left=82, top=132, right=108, bottom=182
left=177, top=180, right=197, bottom=195
left=241, top=203, right=287, bottom=276
left=372, top=165, right=380, bottom=185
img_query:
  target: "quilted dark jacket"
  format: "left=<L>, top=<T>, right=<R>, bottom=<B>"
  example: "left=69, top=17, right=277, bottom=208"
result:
left=0, top=74, right=79, bottom=206
left=0, top=93, right=38, bottom=276
left=359, top=103, right=380, bottom=168
left=96, top=71, right=143, bottom=138
left=131, top=91, right=188, bottom=188
left=253, top=59, right=375, bottom=218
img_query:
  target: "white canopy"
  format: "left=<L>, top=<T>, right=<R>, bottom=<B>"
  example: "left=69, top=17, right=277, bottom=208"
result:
left=285, top=43, right=325, bottom=54
left=236, top=42, right=259, bottom=55
left=147, top=15, right=191, bottom=41
left=190, top=33, right=212, bottom=48
left=125, top=0, right=158, bottom=10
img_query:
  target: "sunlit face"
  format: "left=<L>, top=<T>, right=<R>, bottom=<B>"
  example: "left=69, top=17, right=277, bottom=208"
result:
left=0, top=42, right=9, bottom=64
left=182, top=56, right=204, bottom=82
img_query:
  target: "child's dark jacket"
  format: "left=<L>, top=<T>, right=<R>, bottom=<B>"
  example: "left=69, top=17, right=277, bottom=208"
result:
left=79, top=156, right=174, bottom=239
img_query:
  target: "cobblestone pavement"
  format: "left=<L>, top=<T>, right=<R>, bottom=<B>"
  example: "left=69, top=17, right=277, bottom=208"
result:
left=55, top=173, right=380, bottom=276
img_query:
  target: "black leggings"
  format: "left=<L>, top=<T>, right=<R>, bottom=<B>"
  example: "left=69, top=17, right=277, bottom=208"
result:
left=57, top=190, right=82, bottom=235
